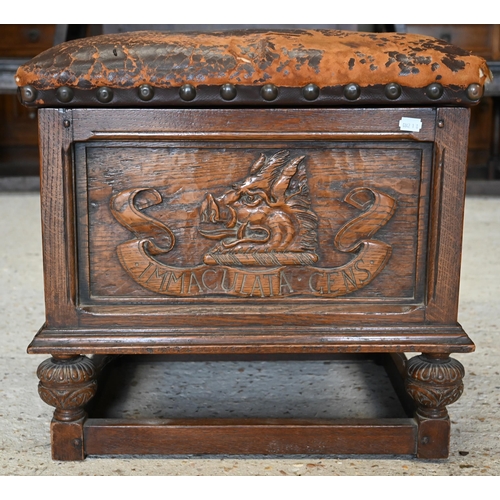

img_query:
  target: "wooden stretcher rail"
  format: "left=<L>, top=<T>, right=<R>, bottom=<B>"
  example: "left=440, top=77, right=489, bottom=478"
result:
left=84, top=418, right=418, bottom=456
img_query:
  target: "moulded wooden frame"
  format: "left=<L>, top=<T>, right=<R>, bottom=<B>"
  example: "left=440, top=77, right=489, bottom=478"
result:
left=29, top=106, right=474, bottom=460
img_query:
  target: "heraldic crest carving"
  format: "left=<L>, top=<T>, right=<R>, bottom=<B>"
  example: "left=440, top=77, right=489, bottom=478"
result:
left=110, top=150, right=396, bottom=298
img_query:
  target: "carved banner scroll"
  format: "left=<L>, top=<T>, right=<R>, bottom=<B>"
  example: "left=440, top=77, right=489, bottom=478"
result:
left=110, top=151, right=396, bottom=298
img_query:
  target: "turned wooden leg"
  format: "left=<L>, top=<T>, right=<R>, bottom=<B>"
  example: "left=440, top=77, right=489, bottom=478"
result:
left=405, top=353, right=465, bottom=459
left=37, top=354, right=97, bottom=460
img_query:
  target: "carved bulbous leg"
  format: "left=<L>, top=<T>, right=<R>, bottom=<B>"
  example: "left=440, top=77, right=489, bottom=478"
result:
left=405, top=353, right=465, bottom=458
left=37, top=355, right=97, bottom=460
left=405, top=353, right=465, bottom=418
left=37, top=354, right=98, bottom=421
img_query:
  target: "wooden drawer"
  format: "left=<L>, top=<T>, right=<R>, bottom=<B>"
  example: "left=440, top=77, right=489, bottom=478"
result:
left=0, top=25, right=56, bottom=57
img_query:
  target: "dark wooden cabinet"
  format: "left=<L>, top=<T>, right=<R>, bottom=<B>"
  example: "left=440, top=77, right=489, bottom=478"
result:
left=0, top=25, right=57, bottom=177
left=0, top=88, right=39, bottom=176
left=0, top=25, right=100, bottom=179
left=0, top=25, right=58, bottom=57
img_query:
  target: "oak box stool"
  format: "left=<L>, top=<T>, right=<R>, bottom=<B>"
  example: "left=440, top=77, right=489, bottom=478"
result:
left=18, top=29, right=491, bottom=460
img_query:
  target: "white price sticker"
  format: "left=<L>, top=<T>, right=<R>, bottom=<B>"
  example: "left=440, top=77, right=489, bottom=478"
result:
left=399, top=117, right=422, bottom=132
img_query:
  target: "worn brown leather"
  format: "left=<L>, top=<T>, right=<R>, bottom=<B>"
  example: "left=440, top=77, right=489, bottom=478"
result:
left=16, top=29, right=492, bottom=107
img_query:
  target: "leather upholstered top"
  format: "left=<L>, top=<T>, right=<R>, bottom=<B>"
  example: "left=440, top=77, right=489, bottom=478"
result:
left=16, top=29, right=492, bottom=108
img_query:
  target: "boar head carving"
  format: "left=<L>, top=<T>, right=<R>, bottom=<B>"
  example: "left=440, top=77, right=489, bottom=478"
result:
left=199, top=150, right=319, bottom=266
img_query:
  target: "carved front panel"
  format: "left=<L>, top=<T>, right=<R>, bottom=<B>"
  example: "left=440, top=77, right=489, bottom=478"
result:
left=75, top=141, right=431, bottom=305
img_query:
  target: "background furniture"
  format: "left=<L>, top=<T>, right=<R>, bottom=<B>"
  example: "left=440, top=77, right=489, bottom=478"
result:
left=0, top=25, right=57, bottom=178
left=0, top=25, right=99, bottom=185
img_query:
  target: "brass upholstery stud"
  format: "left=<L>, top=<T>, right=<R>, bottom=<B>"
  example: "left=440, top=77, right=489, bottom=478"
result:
left=302, top=83, right=320, bottom=101
left=384, top=83, right=401, bottom=100
left=96, top=87, right=113, bottom=103
left=344, top=83, right=361, bottom=100
left=467, top=83, right=482, bottom=101
left=21, top=85, right=37, bottom=103
left=220, top=83, right=237, bottom=100
left=260, top=84, right=278, bottom=101
left=179, top=84, right=196, bottom=101
left=56, top=86, right=74, bottom=103
left=426, top=83, right=443, bottom=100
left=138, top=84, right=154, bottom=101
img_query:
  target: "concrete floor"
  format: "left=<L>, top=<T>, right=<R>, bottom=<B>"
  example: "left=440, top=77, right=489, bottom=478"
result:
left=0, top=192, right=499, bottom=476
